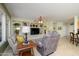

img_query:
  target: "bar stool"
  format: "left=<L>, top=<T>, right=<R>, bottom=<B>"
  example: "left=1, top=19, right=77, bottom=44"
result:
left=70, top=32, right=74, bottom=44
left=75, top=33, right=79, bottom=46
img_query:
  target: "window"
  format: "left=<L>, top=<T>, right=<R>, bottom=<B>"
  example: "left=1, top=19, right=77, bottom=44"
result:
left=0, top=12, right=6, bottom=46
left=0, top=13, right=2, bottom=42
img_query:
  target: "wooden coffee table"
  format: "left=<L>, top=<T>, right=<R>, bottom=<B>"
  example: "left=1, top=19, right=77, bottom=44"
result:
left=17, top=40, right=36, bottom=56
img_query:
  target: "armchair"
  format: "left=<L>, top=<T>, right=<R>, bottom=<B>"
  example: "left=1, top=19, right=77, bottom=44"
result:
left=7, top=34, right=17, bottom=55
left=35, top=31, right=60, bottom=56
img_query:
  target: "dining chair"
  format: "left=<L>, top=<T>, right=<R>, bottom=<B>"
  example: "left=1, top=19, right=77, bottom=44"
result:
left=75, top=33, right=79, bottom=46
left=70, top=32, right=74, bottom=44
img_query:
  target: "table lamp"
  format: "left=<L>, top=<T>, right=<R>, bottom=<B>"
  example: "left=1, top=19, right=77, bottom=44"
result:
left=15, top=27, right=20, bottom=35
left=21, top=26, right=30, bottom=44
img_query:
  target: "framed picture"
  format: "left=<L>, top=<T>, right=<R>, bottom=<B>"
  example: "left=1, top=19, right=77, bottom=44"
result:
left=58, top=27, right=62, bottom=30
left=40, top=24, right=43, bottom=27
left=53, top=27, right=56, bottom=30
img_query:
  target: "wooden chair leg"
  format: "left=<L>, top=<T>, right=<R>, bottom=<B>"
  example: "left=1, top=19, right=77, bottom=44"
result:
left=31, top=48, right=34, bottom=56
left=70, top=38, right=72, bottom=42
left=72, top=41, right=74, bottom=44
left=76, top=42, right=78, bottom=46
left=70, top=40, right=72, bottom=43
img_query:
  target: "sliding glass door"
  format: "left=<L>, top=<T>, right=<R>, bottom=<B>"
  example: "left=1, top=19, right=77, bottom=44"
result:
left=0, top=12, right=6, bottom=47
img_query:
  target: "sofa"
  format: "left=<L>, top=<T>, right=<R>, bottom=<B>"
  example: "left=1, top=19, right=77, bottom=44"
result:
left=35, top=31, right=60, bottom=56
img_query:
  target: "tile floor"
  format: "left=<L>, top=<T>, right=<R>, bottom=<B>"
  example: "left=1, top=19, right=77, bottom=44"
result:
left=2, top=46, right=13, bottom=56
left=2, top=37, right=79, bottom=56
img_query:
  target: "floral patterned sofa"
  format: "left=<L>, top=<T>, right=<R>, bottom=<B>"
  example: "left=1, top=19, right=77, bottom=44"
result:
left=35, top=31, right=60, bottom=56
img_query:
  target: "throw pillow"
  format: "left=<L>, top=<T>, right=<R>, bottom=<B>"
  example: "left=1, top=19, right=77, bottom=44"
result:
left=16, top=35, right=24, bottom=44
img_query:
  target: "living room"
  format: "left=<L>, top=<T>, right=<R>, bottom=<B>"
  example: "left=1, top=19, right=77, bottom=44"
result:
left=0, top=3, right=79, bottom=56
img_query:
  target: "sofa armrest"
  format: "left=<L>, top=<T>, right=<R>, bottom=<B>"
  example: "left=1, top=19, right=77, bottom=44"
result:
left=34, top=38, right=43, bottom=47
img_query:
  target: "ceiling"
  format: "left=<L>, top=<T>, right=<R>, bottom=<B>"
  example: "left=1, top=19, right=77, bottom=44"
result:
left=5, top=3, right=79, bottom=22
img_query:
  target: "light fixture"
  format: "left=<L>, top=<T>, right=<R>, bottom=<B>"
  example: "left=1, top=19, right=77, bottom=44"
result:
left=38, top=20, right=43, bottom=24
left=21, top=26, right=30, bottom=44
left=38, top=16, right=43, bottom=24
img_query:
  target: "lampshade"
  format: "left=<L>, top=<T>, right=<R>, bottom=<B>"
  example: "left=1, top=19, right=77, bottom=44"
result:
left=21, top=26, right=30, bottom=33
left=15, top=27, right=20, bottom=30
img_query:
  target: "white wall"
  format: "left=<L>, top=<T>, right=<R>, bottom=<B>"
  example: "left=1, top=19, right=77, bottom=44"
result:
left=74, top=16, right=79, bottom=34
left=57, top=22, right=67, bottom=37
left=43, top=20, right=54, bottom=32
left=44, top=20, right=68, bottom=37
left=11, top=18, right=68, bottom=38
left=6, top=15, right=11, bottom=40
left=10, top=18, right=33, bottom=35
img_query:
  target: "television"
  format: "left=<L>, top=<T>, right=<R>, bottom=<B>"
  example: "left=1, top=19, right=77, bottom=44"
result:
left=30, top=28, right=40, bottom=35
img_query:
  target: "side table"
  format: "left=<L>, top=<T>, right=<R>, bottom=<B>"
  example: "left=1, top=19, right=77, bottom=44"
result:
left=17, top=40, right=36, bottom=56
